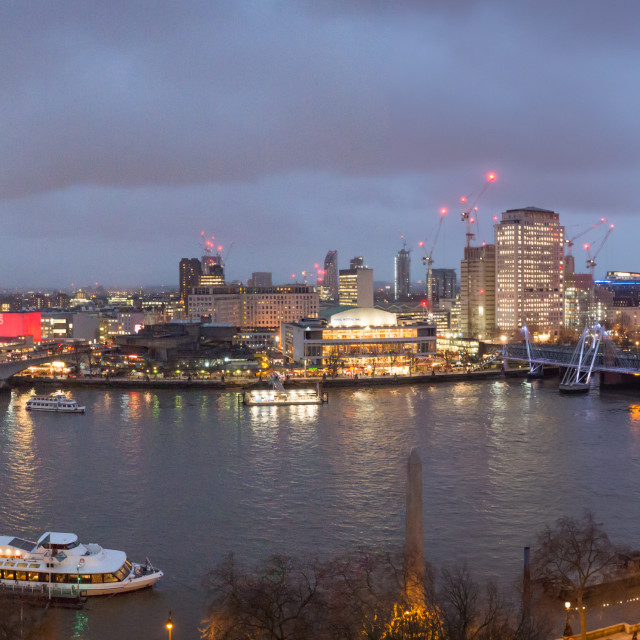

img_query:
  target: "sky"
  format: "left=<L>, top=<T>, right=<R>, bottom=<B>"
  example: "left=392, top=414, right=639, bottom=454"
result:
left=1, top=0, right=639, bottom=289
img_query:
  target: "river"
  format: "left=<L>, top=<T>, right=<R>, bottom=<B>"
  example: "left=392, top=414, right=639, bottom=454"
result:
left=2, top=378, right=640, bottom=639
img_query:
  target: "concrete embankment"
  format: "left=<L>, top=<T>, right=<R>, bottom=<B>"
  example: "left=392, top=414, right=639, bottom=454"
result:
left=6, top=368, right=525, bottom=391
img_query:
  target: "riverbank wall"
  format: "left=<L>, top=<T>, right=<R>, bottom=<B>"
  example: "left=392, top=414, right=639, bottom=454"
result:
left=6, top=367, right=525, bottom=391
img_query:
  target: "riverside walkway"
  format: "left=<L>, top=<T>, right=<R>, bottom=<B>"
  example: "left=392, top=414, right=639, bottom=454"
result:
left=5, top=367, right=514, bottom=390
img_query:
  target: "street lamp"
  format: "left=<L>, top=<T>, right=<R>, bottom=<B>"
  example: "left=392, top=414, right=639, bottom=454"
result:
left=166, top=610, right=173, bottom=640
left=563, top=601, right=573, bottom=637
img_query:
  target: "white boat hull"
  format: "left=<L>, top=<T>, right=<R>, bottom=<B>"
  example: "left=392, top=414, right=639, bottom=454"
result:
left=0, top=567, right=163, bottom=597
left=26, top=406, right=85, bottom=413
left=243, top=390, right=326, bottom=406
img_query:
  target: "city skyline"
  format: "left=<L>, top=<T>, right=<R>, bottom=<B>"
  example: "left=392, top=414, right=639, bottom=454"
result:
left=1, top=1, right=638, bottom=288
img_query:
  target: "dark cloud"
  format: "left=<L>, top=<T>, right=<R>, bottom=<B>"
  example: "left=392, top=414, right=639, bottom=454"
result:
left=0, top=0, right=639, bottom=286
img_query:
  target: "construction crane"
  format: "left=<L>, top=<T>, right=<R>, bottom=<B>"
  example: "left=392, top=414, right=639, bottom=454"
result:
left=460, top=172, right=496, bottom=248
left=585, top=223, right=614, bottom=278
left=565, top=218, right=607, bottom=256
left=584, top=223, right=614, bottom=325
left=420, top=207, right=448, bottom=305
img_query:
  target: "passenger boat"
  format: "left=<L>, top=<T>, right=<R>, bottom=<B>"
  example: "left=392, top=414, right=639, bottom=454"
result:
left=0, top=532, right=162, bottom=596
left=26, top=391, right=85, bottom=413
left=242, top=388, right=328, bottom=406
left=243, top=373, right=327, bottom=406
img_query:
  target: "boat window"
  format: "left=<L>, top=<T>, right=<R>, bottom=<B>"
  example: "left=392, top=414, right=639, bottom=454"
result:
left=37, top=572, right=50, bottom=582
left=103, top=573, right=119, bottom=582
left=28, top=572, right=40, bottom=582
left=16, top=563, right=27, bottom=568
left=3, top=570, right=15, bottom=579
left=42, top=540, right=80, bottom=551
left=28, top=563, right=40, bottom=568
left=15, top=571, right=27, bottom=581
left=114, top=568, right=127, bottom=581
left=4, top=562, right=14, bottom=567
left=80, top=574, right=92, bottom=584
left=91, top=574, right=103, bottom=583
left=54, top=573, right=68, bottom=583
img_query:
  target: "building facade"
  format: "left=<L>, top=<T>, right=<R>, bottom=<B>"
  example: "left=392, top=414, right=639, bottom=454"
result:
left=322, top=251, right=339, bottom=302
left=430, top=268, right=457, bottom=301
left=339, top=268, right=374, bottom=307
left=179, top=258, right=202, bottom=311
left=460, top=244, right=496, bottom=339
left=198, top=264, right=225, bottom=287
left=281, top=308, right=436, bottom=374
left=495, top=207, right=565, bottom=336
left=248, top=272, right=273, bottom=287
left=394, top=247, right=411, bottom=300
left=188, top=285, right=319, bottom=329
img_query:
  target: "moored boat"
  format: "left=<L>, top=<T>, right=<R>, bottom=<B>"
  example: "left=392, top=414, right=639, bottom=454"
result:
left=26, top=391, right=85, bottom=413
left=0, top=532, right=162, bottom=596
left=243, top=388, right=327, bottom=406
left=243, top=373, right=327, bottom=406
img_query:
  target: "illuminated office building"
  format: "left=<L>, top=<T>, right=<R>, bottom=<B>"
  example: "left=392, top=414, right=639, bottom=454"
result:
left=188, top=285, right=319, bottom=329
left=339, top=267, right=373, bottom=307
left=198, top=264, right=225, bottom=287
left=460, top=244, right=496, bottom=339
left=179, top=258, right=202, bottom=311
left=495, top=207, right=565, bottom=336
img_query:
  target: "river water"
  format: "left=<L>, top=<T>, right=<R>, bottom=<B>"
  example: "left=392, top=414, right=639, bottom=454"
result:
left=2, top=378, right=640, bottom=639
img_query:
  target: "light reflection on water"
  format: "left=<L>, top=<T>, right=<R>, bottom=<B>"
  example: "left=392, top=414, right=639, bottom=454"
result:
left=2, top=381, right=640, bottom=638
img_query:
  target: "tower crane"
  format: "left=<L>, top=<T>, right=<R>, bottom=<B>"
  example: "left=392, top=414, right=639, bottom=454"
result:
left=584, top=223, right=614, bottom=325
left=460, top=172, right=496, bottom=248
left=585, top=224, right=614, bottom=278
left=565, top=218, right=607, bottom=256
left=420, top=207, right=448, bottom=304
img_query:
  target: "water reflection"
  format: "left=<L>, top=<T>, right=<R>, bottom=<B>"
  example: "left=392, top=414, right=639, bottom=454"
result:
left=1, top=383, right=640, bottom=639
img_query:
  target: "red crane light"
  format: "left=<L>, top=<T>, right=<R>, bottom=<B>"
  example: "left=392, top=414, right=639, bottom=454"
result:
left=487, top=172, right=497, bottom=182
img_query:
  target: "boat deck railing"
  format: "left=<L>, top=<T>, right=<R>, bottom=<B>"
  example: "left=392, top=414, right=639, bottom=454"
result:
left=0, top=581, right=86, bottom=600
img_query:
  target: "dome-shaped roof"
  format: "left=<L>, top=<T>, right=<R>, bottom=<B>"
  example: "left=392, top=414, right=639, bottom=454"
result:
left=329, top=307, right=397, bottom=327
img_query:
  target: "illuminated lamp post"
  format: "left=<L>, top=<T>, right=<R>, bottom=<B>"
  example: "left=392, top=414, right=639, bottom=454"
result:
left=166, top=610, right=173, bottom=640
left=563, top=601, right=573, bottom=637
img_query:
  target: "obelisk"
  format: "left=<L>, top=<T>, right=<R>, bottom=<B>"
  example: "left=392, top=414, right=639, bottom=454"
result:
left=404, top=447, right=425, bottom=606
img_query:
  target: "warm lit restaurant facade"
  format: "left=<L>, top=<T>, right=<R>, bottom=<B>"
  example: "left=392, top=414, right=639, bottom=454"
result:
left=281, top=308, right=436, bottom=375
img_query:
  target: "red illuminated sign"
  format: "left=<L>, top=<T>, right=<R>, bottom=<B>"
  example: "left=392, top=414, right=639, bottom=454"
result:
left=0, top=312, right=42, bottom=341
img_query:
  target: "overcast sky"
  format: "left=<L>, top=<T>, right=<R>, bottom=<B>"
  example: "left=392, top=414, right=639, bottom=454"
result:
left=1, top=0, right=638, bottom=289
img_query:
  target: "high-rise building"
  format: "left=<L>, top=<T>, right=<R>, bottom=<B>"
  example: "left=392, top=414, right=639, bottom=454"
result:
left=460, top=244, right=496, bottom=339
left=429, top=269, right=457, bottom=302
left=198, top=264, right=225, bottom=287
left=495, top=207, right=565, bottom=335
left=179, top=258, right=202, bottom=311
left=339, top=267, right=374, bottom=307
left=248, top=272, right=273, bottom=287
left=350, top=256, right=364, bottom=269
left=394, top=247, right=411, bottom=300
left=322, top=250, right=339, bottom=302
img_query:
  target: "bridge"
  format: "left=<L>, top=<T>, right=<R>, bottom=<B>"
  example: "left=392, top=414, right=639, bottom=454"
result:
left=0, top=347, right=92, bottom=388
left=501, top=323, right=640, bottom=392
left=502, top=342, right=640, bottom=374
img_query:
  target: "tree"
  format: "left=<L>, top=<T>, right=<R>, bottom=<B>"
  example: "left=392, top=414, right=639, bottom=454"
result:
left=531, top=511, right=621, bottom=640
left=201, top=553, right=327, bottom=640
